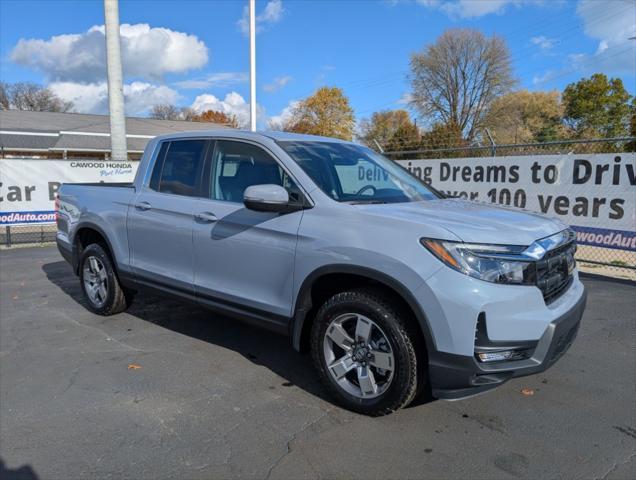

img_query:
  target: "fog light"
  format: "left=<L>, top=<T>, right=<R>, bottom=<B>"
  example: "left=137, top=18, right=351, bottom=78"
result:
left=477, top=350, right=515, bottom=362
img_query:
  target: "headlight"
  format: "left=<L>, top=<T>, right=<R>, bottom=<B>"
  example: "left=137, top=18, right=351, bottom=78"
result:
left=420, top=238, right=534, bottom=285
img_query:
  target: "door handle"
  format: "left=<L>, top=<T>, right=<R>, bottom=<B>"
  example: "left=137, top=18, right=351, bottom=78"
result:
left=135, top=201, right=152, bottom=211
left=194, top=211, right=218, bottom=223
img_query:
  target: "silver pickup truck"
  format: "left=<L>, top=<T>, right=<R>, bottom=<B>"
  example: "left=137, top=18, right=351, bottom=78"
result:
left=57, top=130, right=586, bottom=416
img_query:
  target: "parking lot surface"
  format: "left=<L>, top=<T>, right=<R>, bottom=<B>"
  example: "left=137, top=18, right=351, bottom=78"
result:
left=1, top=246, right=635, bottom=480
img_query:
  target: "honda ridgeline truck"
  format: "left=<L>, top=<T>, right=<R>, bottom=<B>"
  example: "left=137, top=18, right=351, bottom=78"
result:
left=57, top=130, right=586, bottom=416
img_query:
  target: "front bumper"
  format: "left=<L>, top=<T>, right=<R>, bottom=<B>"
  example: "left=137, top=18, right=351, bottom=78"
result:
left=429, top=287, right=586, bottom=399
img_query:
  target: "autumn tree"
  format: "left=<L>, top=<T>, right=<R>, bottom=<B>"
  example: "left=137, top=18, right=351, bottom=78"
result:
left=627, top=98, right=636, bottom=151
left=409, top=28, right=514, bottom=141
left=386, top=122, right=421, bottom=152
left=420, top=122, right=465, bottom=150
left=194, top=109, right=239, bottom=128
left=0, top=82, right=73, bottom=112
left=359, top=109, right=419, bottom=151
left=562, top=74, right=632, bottom=138
left=483, top=90, right=566, bottom=144
left=282, top=87, right=355, bottom=140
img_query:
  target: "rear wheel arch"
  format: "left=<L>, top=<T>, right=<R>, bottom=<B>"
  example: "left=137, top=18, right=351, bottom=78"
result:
left=72, top=224, right=117, bottom=274
left=291, top=265, right=435, bottom=357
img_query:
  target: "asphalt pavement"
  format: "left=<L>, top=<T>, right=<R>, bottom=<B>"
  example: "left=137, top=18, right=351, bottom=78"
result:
left=1, top=246, right=635, bottom=480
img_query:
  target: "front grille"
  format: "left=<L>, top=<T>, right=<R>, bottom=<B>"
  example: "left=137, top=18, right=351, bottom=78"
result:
left=535, top=244, right=576, bottom=303
left=535, top=237, right=576, bottom=304
left=542, top=276, right=573, bottom=304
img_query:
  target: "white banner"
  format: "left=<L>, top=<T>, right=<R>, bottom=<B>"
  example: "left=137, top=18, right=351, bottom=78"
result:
left=0, top=159, right=139, bottom=225
left=397, top=153, right=636, bottom=251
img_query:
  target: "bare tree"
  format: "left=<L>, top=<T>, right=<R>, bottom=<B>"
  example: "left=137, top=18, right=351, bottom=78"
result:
left=1, top=82, right=73, bottom=112
left=0, top=82, right=10, bottom=110
left=179, top=107, right=197, bottom=121
left=409, top=28, right=515, bottom=141
left=150, top=104, right=181, bottom=120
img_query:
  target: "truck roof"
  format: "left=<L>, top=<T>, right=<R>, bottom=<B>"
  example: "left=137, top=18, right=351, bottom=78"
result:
left=151, top=129, right=351, bottom=144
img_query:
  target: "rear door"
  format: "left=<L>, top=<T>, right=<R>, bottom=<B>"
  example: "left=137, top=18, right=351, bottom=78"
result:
left=128, top=139, right=211, bottom=293
left=192, top=140, right=305, bottom=320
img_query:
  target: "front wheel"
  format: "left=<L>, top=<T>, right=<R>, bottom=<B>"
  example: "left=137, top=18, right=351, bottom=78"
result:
left=311, top=288, right=421, bottom=416
left=79, top=243, right=132, bottom=315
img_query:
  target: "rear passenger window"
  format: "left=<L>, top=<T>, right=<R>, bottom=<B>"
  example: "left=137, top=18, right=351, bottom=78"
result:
left=149, top=140, right=207, bottom=197
left=149, top=142, right=169, bottom=191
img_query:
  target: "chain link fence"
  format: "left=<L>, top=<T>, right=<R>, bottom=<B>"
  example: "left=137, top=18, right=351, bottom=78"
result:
left=1, top=224, right=57, bottom=247
left=381, top=136, right=636, bottom=159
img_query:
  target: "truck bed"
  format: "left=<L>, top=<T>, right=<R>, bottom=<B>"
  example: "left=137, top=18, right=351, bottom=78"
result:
left=63, top=182, right=134, bottom=188
left=57, top=182, right=137, bottom=269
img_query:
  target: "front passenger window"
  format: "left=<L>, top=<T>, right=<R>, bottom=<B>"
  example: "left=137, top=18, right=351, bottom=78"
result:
left=211, top=140, right=300, bottom=203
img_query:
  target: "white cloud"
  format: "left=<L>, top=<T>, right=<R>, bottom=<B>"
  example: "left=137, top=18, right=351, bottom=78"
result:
left=268, top=100, right=299, bottom=129
left=175, top=72, right=247, bottom=89
left=532, top=70, right=554, bottom=85
left=11, top=23, right=208, bottom=83
left=190, top=91, right=266, bottom=128
left=574, top=0, right=636, bottom=74
left=49, top=81, right=179, bottom=115
left=416, top=0, right=545, bottom=19
left=263, top=75, right=292, bottom=93
left=530, top=35, right=556, bottom=50
left=578, top=0, right=635, bottom=42
left=237, top=0, right=284, bottom=35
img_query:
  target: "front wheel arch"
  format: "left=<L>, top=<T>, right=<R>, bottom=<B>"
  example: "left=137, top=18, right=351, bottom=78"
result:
left=291, top=265, right=435, bottom=357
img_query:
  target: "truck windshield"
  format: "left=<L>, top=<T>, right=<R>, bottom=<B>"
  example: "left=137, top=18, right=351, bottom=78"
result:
left=278, top=141, right=440, bottom=204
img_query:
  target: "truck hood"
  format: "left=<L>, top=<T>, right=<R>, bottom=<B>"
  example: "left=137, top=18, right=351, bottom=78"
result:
left=354, top=199, right=567, bottom=246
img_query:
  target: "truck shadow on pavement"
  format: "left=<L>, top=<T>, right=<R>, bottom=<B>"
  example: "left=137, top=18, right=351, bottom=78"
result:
left=42, top=260, right=331, bottom=403
left=42, top=260, right=434, bottom=409
left=0, top=458, right=39, bottom=480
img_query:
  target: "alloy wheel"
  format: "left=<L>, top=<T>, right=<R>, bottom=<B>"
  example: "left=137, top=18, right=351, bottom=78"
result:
left=323, top=313, right=395, bottom=399
left=83, top=256, right=108, bottom=308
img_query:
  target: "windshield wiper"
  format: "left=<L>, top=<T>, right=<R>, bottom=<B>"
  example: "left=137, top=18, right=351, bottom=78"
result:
left=344, top=199, right=390, bottom=205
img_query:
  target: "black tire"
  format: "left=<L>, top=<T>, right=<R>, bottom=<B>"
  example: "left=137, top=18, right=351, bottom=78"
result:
left=311, top=287, right=422, bottom=416
left=78, top=243, right=132, bottom=315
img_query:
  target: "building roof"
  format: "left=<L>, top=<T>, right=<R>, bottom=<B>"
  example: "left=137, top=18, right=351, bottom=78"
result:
left=0, top=110, right=229, bottom=155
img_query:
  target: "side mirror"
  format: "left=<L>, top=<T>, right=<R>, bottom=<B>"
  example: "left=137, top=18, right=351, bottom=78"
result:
left=243, top=184, right=291, bottom=213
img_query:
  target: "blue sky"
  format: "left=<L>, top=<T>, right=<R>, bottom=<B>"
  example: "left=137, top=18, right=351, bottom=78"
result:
left=1, top=0, right=634, bottom=128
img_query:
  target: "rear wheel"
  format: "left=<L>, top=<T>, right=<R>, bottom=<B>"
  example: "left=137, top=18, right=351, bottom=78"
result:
left=311, top=288, right=421, bottom=416
left=79, top=243, right=132, bottom=315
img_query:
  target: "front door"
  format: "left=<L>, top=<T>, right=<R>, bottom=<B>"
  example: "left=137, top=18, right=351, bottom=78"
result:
left=128, top=139, right=210, bottom=293
left=192, top=140, right=304, bottom=320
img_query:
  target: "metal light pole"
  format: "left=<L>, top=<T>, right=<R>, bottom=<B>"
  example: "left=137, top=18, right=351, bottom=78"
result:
left=104, top=0, right=128, bottom=160
left=249, top=0, right=257, bottom=131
